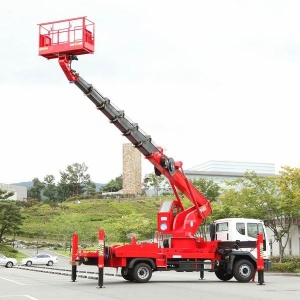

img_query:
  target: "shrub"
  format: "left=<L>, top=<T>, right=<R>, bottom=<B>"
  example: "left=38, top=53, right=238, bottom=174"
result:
left=271, top=262, right=298, bottom=273
left=270, top=256, right=300, bottom=273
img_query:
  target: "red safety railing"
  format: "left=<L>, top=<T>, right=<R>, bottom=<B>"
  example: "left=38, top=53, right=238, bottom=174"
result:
left=38, top=16, right=95, bottom=59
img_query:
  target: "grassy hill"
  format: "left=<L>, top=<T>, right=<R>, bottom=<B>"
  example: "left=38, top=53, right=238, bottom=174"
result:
left=16, top=197, right=164, bottom=247
left=11, top=182, right=106, bottom=192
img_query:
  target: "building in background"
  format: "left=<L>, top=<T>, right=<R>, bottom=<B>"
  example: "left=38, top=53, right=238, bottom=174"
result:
left=185, top=160, right=276, bottom=189
left=0, top=183, right=27, bottom=201
left=144, top=160, right=276, bottom=196
left=122, top=143, right=142, bottom=195
left=189, top=160, right=275, bottom=174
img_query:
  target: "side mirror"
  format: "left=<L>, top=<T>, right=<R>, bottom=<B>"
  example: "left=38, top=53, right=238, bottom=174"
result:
left=263, top=239, right=266, bottom=251
left=209, top=224, right=216, bottom=241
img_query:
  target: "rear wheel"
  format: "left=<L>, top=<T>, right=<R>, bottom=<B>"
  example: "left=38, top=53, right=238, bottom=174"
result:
left=121, top=267, right=134, bottom=281
left=215, top=269, right=234, bottom=281
left=26, top=261, right=32, bottom=267
left=233, top=259, right=255, bottom=283
left=132, top=263, right=152, bottom=283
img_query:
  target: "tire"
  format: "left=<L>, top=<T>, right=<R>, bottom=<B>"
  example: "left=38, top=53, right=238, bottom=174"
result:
left=47, top=261, right=53, bottom=266
left=215, top=269, right=234, bottom=281
left=132, top=263, right=152, bottom=283
left=233, top=259, right=255, bottom=283
left=5, top=261, right=13, bottom=268
left=26, top=261, right=32, bottom=267
left=121, top=267, right=134, bottom=281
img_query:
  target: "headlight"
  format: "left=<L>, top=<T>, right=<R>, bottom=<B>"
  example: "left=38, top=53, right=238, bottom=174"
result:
left=160, top=223, right=167, bottom=231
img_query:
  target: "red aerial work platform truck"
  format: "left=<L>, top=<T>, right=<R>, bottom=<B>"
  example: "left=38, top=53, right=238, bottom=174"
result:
left=38, top=17, right=271, bottom=288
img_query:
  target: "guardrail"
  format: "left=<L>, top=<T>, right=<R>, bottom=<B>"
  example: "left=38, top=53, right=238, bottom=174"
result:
left=16, top=265, right=121, bottom=280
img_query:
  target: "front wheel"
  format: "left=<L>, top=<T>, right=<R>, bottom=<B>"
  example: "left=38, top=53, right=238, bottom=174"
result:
left=132, top=263, right=152, bottom=283
left=6, top=262, right=13, bottom=268
left=47, top=261, right=53, bottom=266
left=233, top=259, right=255, bottom=283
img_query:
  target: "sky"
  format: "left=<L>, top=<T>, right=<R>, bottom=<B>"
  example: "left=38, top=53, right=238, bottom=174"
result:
left=1, top=0, right=300, bottom=184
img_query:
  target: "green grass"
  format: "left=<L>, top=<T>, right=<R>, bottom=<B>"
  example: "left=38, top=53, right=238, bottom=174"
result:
left=54, top=249, right=71, bottom=257
left=12, top=197, right=165, bottom=246
left=3, top=197, right=163, bottom=262
left=0, top=244, right=28, bottom=262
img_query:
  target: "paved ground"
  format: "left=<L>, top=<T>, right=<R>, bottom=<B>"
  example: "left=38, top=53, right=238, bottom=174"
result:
left=2, top=248, right=296, bottom=300
left=1, top=264, right=299, bottom=300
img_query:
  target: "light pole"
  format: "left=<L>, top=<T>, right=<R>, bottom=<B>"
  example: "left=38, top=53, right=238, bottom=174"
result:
left=36, top=236, right=39, bottom=255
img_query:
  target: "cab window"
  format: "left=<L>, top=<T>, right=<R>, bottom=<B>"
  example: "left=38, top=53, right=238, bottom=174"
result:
left=236, top=223, right=245, bottom=235
left=247, top=223, right=264, bottom=238
left=258, top=223, right=264, bottom=235
left=216, top=222, right=228, bottom=232
left=159, top=201, right=172, bottom=213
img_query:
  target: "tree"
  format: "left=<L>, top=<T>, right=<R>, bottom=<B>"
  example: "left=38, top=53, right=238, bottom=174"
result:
left=143, top=173, right=167, bottom=199
left=59, top=162, right=92, bottom=197
left=191, top=178, right=220, bottom=201
left=0, top=200, right=23, bottom=242
left=217, top=171, right=300, bottom=261
left=56, top=172, right=72, bottom=201
left=28, top=178, right=44, bottom=201
left=84, top=181, right=96, bottom=196
left=188, top=178, right=220, bottom=238
left=275, top=167, right=300, bottom=259
left=110, top=212, right=156, bottom=243
left=0, top=189, right=14, bottom=200
left=102, top=175, right=123, bottom=192
left=43, top=175, right=57, bottom=203
left=277, top=166, right=300, bottom=218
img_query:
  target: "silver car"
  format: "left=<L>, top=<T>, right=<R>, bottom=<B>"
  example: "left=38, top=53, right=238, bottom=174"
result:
left=20, top=253, right=58, bottom=266
left=0, top=253, right=18, bottom=268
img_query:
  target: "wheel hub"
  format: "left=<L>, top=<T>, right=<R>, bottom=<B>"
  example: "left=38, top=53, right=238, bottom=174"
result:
left=239, top=264, right=250, bottom=277
left=138, top=267, right=149, bottom=279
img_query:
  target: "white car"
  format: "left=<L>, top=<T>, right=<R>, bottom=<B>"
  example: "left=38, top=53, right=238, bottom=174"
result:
left=0, top=253, right=18, bottom=268
left=20, top=253, right=58, bottom=266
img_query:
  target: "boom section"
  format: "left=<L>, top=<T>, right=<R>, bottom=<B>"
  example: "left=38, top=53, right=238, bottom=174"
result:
left=74, top=75, right=158, bottom=157
left=58, top=55, right=212, bottom=235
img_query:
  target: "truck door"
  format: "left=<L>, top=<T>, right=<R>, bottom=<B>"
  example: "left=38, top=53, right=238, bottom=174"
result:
left=215, top=221, right=229, bottom=241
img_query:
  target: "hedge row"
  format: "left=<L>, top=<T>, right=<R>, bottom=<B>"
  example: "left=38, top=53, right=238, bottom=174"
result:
left=269, top=256, right=300, bottom=273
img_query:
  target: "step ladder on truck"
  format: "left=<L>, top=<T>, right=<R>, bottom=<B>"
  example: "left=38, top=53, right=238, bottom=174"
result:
left=38, top=16, right=272, bottom=288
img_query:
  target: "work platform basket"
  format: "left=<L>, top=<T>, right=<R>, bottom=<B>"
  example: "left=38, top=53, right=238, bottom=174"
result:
left=38, top=16, right=95, bottom=59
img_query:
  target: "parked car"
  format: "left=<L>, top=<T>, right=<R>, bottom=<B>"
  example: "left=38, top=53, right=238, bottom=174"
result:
left=20, top=253, right=58, bottom=266
left=0, top=253, right=18, bottom=268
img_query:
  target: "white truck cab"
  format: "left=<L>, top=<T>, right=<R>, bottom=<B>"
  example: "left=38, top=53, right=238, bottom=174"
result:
left=211, top=218, right=271, bottom=259
left=207, top=218, right=272, bottom=282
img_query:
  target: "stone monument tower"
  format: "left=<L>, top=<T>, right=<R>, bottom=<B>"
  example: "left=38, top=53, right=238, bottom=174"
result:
left=122, top=143, right=142, bottom=195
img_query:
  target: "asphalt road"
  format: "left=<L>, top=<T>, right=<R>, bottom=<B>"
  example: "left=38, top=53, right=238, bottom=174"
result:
left=0, top=265, right=299, bottom=300
left=1, top=247, right=300, bottom=300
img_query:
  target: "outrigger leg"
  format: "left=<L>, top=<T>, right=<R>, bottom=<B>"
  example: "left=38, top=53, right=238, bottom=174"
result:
left=256, top=234, right=265, bottom=285
left=97, top=230, right=105, bottom=288
left=257, top=270, right=265, bottom=285
left=71, top=233, right=79, bottom=282
left=71, top=265, right=77, bottom=282
left=200, top=263, right=204, bottom=280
